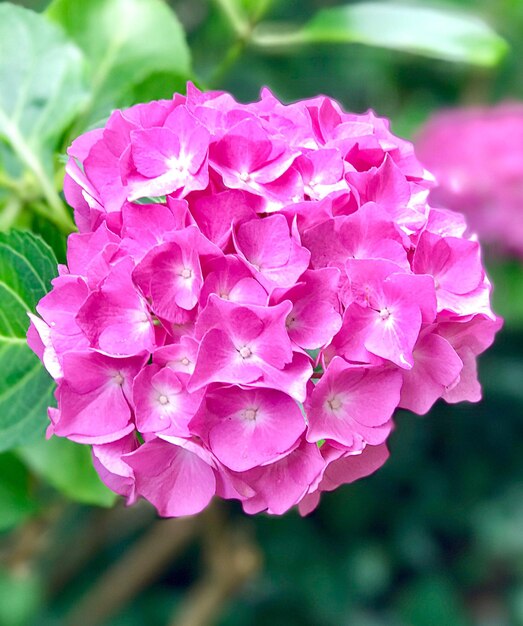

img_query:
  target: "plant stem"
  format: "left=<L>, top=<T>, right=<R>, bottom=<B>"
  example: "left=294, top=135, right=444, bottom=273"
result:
left=0, top=110, right=76, bottom=234
left=65, top=516, right=199, bottom=626
left=0, top=171, right=24, bottom=193
left=209, top=39, right=247, bottom=88
left=213, top=0, right=249, bottom=38
left=31, top=200, right=76, bottom=235
left=209, top=0, right=275, bottom=88
left=170, top=502, right=262, bottom=626
left=0, top=196, right=22, bottom=230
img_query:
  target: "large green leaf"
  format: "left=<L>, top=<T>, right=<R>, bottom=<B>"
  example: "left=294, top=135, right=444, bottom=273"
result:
left=0, top=230, right=57, bottom=452
left=47, top=0, right=192, bottom=119
left=0, top=4, right=87, bottom=154
left=0, top=3, right=86, bottom=231
left=0, top=453, right=37, bottom=532
left=17, top=437, right=116, bottom=507
left=253, top=3, right=507, bottom=67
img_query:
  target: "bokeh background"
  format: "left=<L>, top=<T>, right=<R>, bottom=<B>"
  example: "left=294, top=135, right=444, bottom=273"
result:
left=1, top=1, right=522, bottom=625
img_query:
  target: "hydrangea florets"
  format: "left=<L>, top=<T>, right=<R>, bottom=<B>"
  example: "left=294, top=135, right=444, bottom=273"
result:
left=28, top=85, right=501, bottom=517
left=416, top=102, right=523, bottom=259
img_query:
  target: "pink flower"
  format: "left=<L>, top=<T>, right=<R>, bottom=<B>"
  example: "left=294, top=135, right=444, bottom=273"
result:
left=133, top=364, right=204, bottom=438
left=398, top=329, right=463, bottom=415
left=28, top=85, right=501, bottom=518
left=334, top=259, right=436, bottom=369
left=240, top=440, right=325, bottom=515
left=305, top=357, right=402, bottom=448
left=233, top=214, right=310, bottom=290
left=189, top=386, right=305, bottom=472
left=209, top=117, right=299, bottom=202
left=50, top=351, right=147, bottom=444
left=92, top=434, right=139, bottom=501
left=76, top=258, right=155, bottom=356
left=124, top=437, right=216, bottom=517
left=303, top=202, right=409, bottom=273
left=270, top=267, right=342, bottom=350
left=127, top=105, right=210, bottom=201
left=415, top=103, right=523, bottom=258
left=132, top=226, right=221, bottom=320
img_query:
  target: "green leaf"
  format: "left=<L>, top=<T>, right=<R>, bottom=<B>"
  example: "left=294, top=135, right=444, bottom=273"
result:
left=253, top=3, right=508, bottom=67
left=29, top=213, right=67, bottom=265
left=0, top=230, right=57, bottom=452
left=17, top=437, right=116, bottom=508
left=0, top=3, right=86, bottom=232
left=0, top=4, right=87, bottom=153
left=0, top=568, right=42, bottom=626
left=0, top=453, right=36, bottom=532
left=487, top=259, right=523, bottom=330
left=47, top=0, right=192, bottom=119
left=121, top=72, right=192, bottom=108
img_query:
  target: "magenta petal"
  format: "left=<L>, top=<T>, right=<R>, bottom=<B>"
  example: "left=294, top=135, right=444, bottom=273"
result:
left=320, top=443, right=390, bottom=491
left=272, top=268, right=342, bottom=349
left=306, top=357, right=402, bottom=448
left=131, top=127, right=181, bottom=178
left=399, top=332, right=463, bottom=415
left=190, top=386, right=305, bottom=471
left=133, top=364, right=203, bottom=437
left=234, top=214, right=310, bottom=289
left=194, top=296, right=294, bottom=380
left=125, top=438, right=216, bottom=517
left=153, top=336, right=199, bottom=374
left=92, top=433, right=139, bottom=500
left=76, top=258, right=155, bottom=356
left=413, top=231, right=483, bottom=297
left=191, top=190, right=257, bottom=249
left=54, top=380, right=135, bottom=444
left=200, top=255, right=267, bottom=307
left=253, top=352, right=313, bottom=402
left=189, top=329, right=263, bottom=391
left=241, top=441, right=325, bottom=515
left=53, top=350, right=146, bottom=444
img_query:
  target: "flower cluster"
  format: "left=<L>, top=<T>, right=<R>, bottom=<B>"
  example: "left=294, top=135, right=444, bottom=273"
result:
left=416, top=102, right=523, bottom=258
left=28, top=85, right=501, bottom=517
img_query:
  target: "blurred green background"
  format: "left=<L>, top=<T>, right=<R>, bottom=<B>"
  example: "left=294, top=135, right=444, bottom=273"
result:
left=0, top=0, right=522, bottom=625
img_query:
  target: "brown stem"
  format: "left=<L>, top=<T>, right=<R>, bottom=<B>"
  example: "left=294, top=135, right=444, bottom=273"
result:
left=65, top=515, right=199, bottom=626
left=170, top=502, right=262, bottom=626
left=1, top=501, right=66, bottom=575
left=47, top=501, right=155, bottom=597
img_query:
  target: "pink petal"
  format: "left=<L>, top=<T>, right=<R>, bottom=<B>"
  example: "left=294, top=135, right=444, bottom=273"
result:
left=306, top=357, right=401, bottom=448
left=125, top=438, right=216, bottom=517
left=190, top=386, right=305, bottom=471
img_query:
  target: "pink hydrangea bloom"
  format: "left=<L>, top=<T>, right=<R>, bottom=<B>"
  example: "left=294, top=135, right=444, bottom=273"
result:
left=28, top=85, right=501, bottom=517
left=415, top=103, right=523, bottom=258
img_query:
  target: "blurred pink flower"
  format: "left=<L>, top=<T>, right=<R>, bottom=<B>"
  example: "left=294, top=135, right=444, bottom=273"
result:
left=416, top=103, right=523, bottom=257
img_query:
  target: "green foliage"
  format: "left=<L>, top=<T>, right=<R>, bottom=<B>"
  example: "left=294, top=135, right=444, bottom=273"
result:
left=0, top=230, right=56, bottom=452
left=0, top=3, right=85, bottom=232
left=0, top=568, right=42, bottom=626
left=17, top=437, right=116, bottom=507
left=487, top=259, right=523, bottom=329
left=0, top=453, right=36, bottom=532
left=46, top=0, right=192, bottom=122
left=397, top=576, right=469, bottom=626
left=253, top=2, right=508, bottom=67
left=0, top=4, right=87, bottom=154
